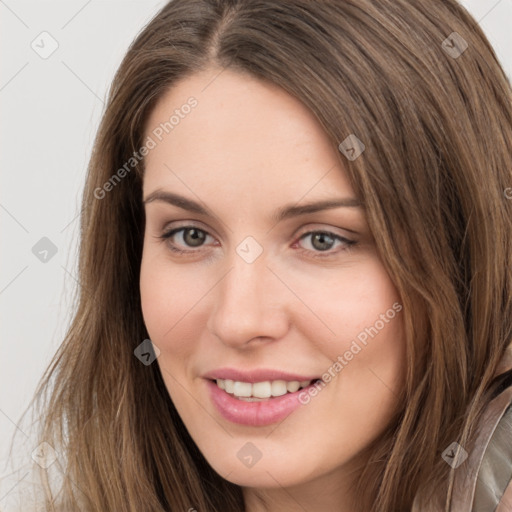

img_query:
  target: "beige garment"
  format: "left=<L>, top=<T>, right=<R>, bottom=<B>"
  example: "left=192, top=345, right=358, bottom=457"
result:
left=472, top=402, right=512, bottom=512
left=413, top=346, right=512, bottom=511
left=454, top=344, right=512, bottom=512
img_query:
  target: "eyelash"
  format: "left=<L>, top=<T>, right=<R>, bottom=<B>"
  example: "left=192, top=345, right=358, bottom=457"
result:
left=157, top=225, right=357, bottom=259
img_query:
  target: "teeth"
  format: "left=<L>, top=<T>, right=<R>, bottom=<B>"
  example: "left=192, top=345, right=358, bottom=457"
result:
left=224, top=379, right=234, bottom=394
left=233, top=381, right=252, bottom=397
left=215, top=378, right=313, bottom=399
left=253, top=381, right=271, bottom=398
left=286, top=381, right=300, bottom=393
left=271, top=380, right=288, bottom=397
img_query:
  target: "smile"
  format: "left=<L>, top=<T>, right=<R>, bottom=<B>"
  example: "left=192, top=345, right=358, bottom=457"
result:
left=215, top=378, right=315, bottom=401
left=206, top=378, right=322, bottom=426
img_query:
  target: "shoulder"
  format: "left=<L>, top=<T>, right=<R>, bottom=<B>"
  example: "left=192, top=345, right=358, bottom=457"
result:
left=410, top=370, right=512, bottom=512
left=472, top=375, right=512, bottom=512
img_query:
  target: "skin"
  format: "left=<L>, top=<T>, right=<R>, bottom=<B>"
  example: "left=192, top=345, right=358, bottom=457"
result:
left=140, top=67, right=406, bottom=512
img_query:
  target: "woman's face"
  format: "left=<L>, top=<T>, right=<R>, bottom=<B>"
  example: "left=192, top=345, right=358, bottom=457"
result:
left=140, top=67, right=406, bottom=505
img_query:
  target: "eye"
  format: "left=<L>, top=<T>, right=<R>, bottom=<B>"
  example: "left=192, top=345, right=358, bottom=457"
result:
left=157, top=225, right=357, bottom=258
left=294, top=230, right=356, bottom=257
left=159, top=226, right=215, bottom=253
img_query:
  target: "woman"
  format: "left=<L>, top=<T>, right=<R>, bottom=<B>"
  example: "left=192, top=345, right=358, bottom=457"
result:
left=11, top=0, right=512, bottom=510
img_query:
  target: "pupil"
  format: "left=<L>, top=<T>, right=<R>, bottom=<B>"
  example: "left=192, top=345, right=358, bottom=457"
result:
left=312, top=233, right=334, bottom=251
left=185, top=228, right=205, bottom=247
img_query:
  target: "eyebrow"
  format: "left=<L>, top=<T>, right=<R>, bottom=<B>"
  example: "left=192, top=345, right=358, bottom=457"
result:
left=143, top=190, right=363, bottom=223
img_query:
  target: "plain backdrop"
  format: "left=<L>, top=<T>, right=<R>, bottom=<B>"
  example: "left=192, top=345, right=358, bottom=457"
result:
left=1, top=0, right=511, bottom=479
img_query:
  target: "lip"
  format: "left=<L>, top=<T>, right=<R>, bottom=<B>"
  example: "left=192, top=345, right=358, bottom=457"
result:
left=202, top=367, right=320, bottom=384
left=205, top=378, right=321, bottom=427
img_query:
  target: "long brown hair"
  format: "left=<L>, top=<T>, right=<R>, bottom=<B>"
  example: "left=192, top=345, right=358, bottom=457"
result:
left=26, top=0, right=512, bottom=510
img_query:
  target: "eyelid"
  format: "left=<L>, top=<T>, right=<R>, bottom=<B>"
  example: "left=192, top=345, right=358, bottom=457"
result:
left=160, top=220, right=217, bottom=239
left=159, top=222, right=355, bottom=242
left=294, top=223, right=357, bottom=239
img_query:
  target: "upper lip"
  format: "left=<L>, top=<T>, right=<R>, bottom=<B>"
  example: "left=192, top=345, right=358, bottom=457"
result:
left=202, top=367, right=320, bottom=383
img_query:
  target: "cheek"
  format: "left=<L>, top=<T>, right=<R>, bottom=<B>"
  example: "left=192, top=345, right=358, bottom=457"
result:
left=289, top=256, right=402, bottom=353
left=139, top=246, right=208, bottom=346
left=139, top=255, right=201, bottom=403
left=296, top=257, right=406, bottom=413
left=140, top=256, right=172, bottom=340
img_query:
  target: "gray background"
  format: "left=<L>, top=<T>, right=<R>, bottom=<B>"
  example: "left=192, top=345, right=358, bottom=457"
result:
left=1, top=0, right=511, bottom=476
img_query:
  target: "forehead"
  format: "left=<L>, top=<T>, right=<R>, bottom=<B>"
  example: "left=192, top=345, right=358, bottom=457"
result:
left=142, top=67, right=354, bottom=205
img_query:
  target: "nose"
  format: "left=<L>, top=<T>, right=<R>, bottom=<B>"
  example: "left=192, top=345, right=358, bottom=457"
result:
left=206, top=247, right=290, bottom=349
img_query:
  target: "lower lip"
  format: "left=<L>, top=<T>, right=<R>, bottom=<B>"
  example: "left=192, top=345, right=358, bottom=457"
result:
left=206, top=379, right=318, bottom=426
